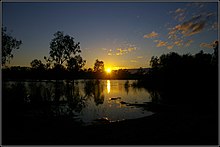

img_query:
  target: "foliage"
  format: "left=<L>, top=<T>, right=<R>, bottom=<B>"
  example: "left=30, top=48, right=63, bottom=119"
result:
left=93, top=59, right=105, bottom=73
left=30, top=59, right=45, bottom=70
left=46, top=31, right=81, bottom=65
left=66, top=55, right=86, bottom=72
left=140, top=44, right=218, bottom=108
left=2, top=27, right=22, bottom=66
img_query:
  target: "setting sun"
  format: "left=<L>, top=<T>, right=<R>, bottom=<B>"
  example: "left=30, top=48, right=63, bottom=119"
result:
left=106, top=68, right=112, bottom=74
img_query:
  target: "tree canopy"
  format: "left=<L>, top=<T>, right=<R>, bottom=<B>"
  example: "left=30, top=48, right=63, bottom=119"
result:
left=46, top=31, right=81, bottom=66
left=43, top=31, right=86, bottom=73
left=93, top=59, right=104, bottom=73
left=2, top=27, right=22, bottom=66
left=30, top=59, right=45, bottom=70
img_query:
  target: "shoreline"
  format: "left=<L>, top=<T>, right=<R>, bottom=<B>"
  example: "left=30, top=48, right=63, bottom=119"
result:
left=4, top=108, right=218, bottom=145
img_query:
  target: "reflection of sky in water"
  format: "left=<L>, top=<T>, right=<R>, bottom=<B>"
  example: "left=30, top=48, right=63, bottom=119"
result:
left=76, top=80, right=153, bottom=125
left=4, top=80, right=153, bottom=125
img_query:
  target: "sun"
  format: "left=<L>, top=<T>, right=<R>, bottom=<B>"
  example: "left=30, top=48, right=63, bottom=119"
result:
left=105, top=68, right=112, bottom=74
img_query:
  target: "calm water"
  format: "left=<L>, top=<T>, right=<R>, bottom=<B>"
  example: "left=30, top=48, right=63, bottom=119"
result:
left=4, top=80, right=153, bottom=125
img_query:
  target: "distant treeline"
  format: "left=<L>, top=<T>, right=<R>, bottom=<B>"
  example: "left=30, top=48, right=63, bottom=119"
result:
left=2, top=66, right=145, bottom=80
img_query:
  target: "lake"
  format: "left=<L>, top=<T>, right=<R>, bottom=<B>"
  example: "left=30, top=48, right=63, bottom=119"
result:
left=3, top=80, right=154, bottom=125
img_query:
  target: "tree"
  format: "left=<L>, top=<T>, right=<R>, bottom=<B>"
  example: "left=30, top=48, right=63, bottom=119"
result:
left=149, top=56, right=159, bottom=68
left=2, top=27, right=22, bottom=66
left=46, top=31, right=81, bottom=66
left=30, top=59, right=45, bottom=70
left=66, top=55, right=86, bottom=72
left=93, top=59, right=104, bottom=73
left=212, top=40, right=218, bottom=66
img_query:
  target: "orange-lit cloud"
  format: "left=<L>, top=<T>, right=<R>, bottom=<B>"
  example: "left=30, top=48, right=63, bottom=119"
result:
left=104, top=43, right=137, bottom=56
left=148, top=3, right=217, bottom=50
left=174, top=8, right=186, bottom=22
left=199, top=40, right=217, bottom=49
left=168, top=15, right=206, bottom=38
left=168, top=10, right=217, bottom=39
left=130, top=60, right=138, bottom=63
left=173, top=40, right=183, bottom=46
left=167, top=45, right=174, bottom=50
left=143, top=31, right=159, bottom=39
left=164, top=5, right=217, bottom=50
left=155, top=40, right=168, bottom=47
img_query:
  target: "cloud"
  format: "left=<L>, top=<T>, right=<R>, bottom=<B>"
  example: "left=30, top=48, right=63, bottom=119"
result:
left=173, top=40, right=183, bottom=46
left=167, top=45, right=174, bottom=50
left=168, top=8, right=217, bottom=39
left=169, top=15, right=206, bottom=38
left=185, top=39, right=194, bottom=47
left=114, top=43, right=137, bottom=56
left=137, top=56, right=143, bottom=59
left=143, top=31, right=159, bottom=39
left=175, top=8, right=186, bottom=22
left=199, top=40, right=217, bottom=49
left=210, top=22, right=218, bottom=30
left=107, top=49, right=113, bottom=55
left=200, top=43, right=212, bottom=48
left=175, top=8, right=185, bottom=13
left=130, top=60, right=138, bottom=63
left=115, top=48, right=128, bottom=56
left=155, top=40, right=168, bottom=47
left=155, top=3, right=218, bottom=50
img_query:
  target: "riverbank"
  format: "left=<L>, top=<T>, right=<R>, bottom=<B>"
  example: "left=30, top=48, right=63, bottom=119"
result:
left=4, top=106, right=218, bottom=145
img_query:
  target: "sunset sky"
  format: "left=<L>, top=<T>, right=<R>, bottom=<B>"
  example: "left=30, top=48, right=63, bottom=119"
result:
left=3, top=2, right=218, bottom=69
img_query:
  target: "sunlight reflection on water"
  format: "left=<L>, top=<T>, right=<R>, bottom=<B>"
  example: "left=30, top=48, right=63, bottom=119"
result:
left=107, top=80, right=111, bottom=94
left=5, top=80, right=154, bottom=125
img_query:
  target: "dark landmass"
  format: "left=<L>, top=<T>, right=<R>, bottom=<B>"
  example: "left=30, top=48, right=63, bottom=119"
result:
left=4, top=103, right=217, bottom=145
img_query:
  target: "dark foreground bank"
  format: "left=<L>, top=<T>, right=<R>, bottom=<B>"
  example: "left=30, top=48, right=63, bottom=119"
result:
left=3, top=106, right=218, bottom=145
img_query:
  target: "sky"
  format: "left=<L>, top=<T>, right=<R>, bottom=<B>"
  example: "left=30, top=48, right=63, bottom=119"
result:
left=2, top=2, right=218, bottom=69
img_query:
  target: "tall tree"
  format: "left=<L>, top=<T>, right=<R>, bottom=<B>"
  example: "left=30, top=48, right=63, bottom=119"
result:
left=66, top=55, right=86, bottom=72
left=2, top=27, right=22, bottom=66
left=45, top=31, right=81, bottom=66
left=94, top=59, right=104, bottom=73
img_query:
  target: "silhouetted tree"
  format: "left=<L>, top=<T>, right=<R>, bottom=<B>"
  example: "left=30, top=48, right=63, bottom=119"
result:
left=30, top=59, right=45, bottom=70
left=212, top=40, right=218, bottom=66
left=139, top=49, right=218, bottom=109
left=2, top=27, right=22, bottom=66
left=94, top=59, right=105, bottom=73
left=135, top=67, right=145, bottom=78
left=45, top=31, right=82, bottom=66
left=149, top=56, right=159, bottom=68
left=66, top=55, right=86, bottom=72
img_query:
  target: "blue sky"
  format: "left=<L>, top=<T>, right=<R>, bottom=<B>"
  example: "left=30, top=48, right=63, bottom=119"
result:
left=3, top=2, right=218, bottom=69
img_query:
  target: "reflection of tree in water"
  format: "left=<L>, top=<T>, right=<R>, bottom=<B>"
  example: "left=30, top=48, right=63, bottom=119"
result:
left=3, top=80, right=89, bottom=118
left=124, top=80, right=130, bottom=94
left=84, top=80, right=104, bottom=106
left=84, top=80, right=94, bottom=98
left=54, top=80, right=87, bottom=114
left=93, top=80, right=104, bottom=106
left=147, top=89, right=161, bottom=104
left=3, top=82, right=27, bottom=112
